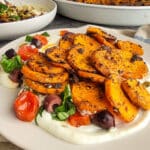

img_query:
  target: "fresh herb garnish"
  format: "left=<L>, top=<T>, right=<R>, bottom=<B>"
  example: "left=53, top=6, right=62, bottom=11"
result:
left=10, top=15, right=21, bottom=21
left=25, top=35, right=33, bottom=42
left=52, top=84, right=76, bottom=121
left=0, top=55, right=23, bottom=73
left=42, top=32, right=50, bottom=37
left=0, top=3, right=8, bottom=15
left=35, top=105, right=45, bottom=125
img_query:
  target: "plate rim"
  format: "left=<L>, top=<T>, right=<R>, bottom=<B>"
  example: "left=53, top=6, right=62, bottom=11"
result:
left=0, top=24, right=150, bottom=150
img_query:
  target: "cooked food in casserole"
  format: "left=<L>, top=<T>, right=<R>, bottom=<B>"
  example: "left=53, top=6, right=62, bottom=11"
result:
left=69, top=0, right=150, bottom=6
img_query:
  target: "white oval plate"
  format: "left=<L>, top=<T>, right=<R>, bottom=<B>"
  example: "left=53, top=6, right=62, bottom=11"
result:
left=0, top=0, right=57, bottom=41
left=0, top=25, right=150, bottom=150
left=54, top=0, right=150, bottom=26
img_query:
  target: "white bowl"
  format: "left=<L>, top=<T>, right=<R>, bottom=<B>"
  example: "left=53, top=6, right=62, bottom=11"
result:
left=0, top=0, right=57, bottom=40
left=55, top=0, right=150, bottom=26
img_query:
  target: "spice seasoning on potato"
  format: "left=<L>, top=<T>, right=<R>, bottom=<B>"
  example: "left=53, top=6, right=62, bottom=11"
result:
left=122, top=79, right=150, bottom=110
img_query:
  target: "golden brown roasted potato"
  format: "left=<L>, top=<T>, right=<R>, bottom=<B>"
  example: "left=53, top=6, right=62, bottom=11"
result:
left=72, top=81, right=110, bottom=114
left=87, top=26, right=116, bottom=48
left=45, top=46, right=67, bottom=64
left=92, top=49, right=148, bottom=79
left=78, top=70, right=105, bottom=83
left=105, top=76, right=138, bottom=122
left=45, top=46, right=72, bottom=70
left=59, top=32, right=75, bottom=50
left=122, top=79, right=150, bottom=110
left=123, top=58, right=148, bottom=79
left=27, top=53, right=65, bottom=74
left=24, top=78, right=66, bottom=94
left=116, top=40, right=144, bottom=55
left=67, top=44, right=97, bottom=72
left=74, top=34, right=100, bottom=51
left=92, top=49, right=132, bottom=76
left=21, top=65, right=69, bottom=84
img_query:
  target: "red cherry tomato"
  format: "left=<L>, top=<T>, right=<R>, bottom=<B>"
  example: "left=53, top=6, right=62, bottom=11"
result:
left=34, top=35, right=48, bottom=45
left=14, top=91, right=39, bottom=122
left=18, top=44, right=38, bottom=61
left=60, top=30, right=69, bottom=36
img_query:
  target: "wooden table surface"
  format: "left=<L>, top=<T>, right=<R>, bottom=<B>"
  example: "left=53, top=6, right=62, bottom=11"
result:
left=0, top=14, right=136, bottom=150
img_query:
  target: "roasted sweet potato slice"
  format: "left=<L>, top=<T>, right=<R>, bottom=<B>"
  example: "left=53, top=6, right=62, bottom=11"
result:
left=87, top=27, right=116, bottom=48
left=78, top=70, right=105, bottom=83
left=21, top=65, right=69, bottom=84
left=45, top=46, right=72, bottom=70
left=74, top=34, right=100, bottom=51
left=27, top=53, right=65, bottom=74
left=51, top=62, right=72, bottom=71
left=24, top=78, right=66, bottom=94
left=92, top=49, right=148, bottom=79
left=122, top=79, right=150, bottom=110
left=45, top=46, right=67, bottom=64
left=67, top=45, right=97, bottom=73
left=105, top=76, right=138, bottom=122
left=116, top=40, right=144, bottom=55
left=87, top=26, right=116, bottom=44
left=92, top=49, right=132, bottom=77
left=72, top=81, right=110, bottom=114
left=59, top=32, right=75, bottom=50
left=123, top=59, right=148, bottom=79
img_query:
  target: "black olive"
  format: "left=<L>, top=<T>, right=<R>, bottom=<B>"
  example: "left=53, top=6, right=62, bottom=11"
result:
left=31, top=38, right=42, bottom=48
left=43, top=94, right=62, bottom=113
left=91, top=110, right=115, bottom=130
left=9, top=69, right=23, bottom=83
left=69, top=72, right=79, bottom=83
left=5, top=48, right=16, bottom=59
left=130, top=55, right=143, bottom=62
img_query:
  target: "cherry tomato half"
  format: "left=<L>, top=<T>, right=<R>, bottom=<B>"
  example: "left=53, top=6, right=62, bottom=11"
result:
left=18, top=44, right=38, bottom=61
left=14, top=91, right=39, bottom=122
left=60, top=30, right=69, bottom=36
left=34, top=35, right=48, bottom=45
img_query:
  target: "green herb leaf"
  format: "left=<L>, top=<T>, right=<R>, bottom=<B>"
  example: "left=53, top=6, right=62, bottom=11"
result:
left=10, top=15, right=20, bottom=21
left=35, top=105, right=44, bottom=125
left=51, top=112, right=59, bottom=120
left=25, top=35, right=33, bottom=42
left=63, top=84, right=72, bottom=100
left=0, top=55, right=23, bottom=73
left=55, top=105, right=66, bottom=112
left=42, top=32, right=50, bottom=37
left=0, top=3, right=8, bottom=15
left=51, top=84, right=76, bottom=121
left=67, top=103, right=76, bottom=116
left=57, top=112, right=69, bottom=121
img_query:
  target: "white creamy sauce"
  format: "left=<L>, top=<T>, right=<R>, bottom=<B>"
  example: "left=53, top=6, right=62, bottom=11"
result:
left=36, top=110, right=150, bottom=144
left=0, top=67, right=18, bottom=88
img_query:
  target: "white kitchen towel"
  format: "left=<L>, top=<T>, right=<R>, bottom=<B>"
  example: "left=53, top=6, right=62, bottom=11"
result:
left=134, top=24, right=150, bottom=44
